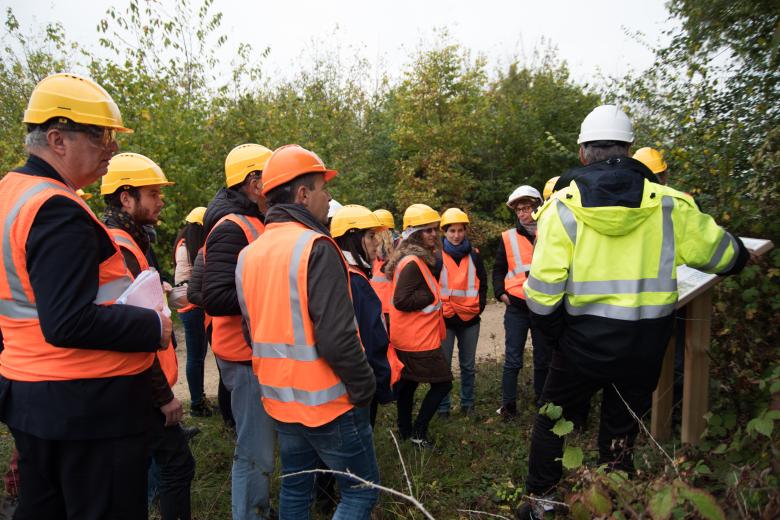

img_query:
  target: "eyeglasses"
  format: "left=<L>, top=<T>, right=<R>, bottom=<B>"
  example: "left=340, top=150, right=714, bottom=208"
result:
left=514, top=205, right=539, bottom=213
left=421, top=227, right=439, bottom=234
left=47, top=118, right=117, bottom=147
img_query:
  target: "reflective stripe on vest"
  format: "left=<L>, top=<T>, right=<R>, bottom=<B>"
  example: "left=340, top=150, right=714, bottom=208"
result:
left=107, top=227, right=177, bottom=387
left=207, top=213, right=265, bottom=362
left=369, top=258, right=392, bottom=315
left=238, top=222, right=355, bottom=427
left=439, top=251, right=480, bottom=321
left=388, top=255, right=445, bottom=351
left=530, top=197, right=680, bottom=321
left=501, top=229, right=534, bottom=299
left=0, top=173, right=153, bottom=381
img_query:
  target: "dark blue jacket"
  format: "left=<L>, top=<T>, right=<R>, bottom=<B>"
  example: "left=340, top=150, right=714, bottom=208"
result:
left=349, top=271, right=393, bottom=404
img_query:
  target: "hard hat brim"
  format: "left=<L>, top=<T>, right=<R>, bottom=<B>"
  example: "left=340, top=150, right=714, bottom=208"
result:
left=324, top=169, right=338, bottom=182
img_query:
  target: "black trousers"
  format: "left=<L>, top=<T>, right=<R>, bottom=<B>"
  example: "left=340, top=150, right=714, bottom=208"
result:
left=10, top=428, right=149, bottom=520
left=396, top=379, right=452, bottom=439
left=525, top=350, right=656, bottom=494
left=150, top=420, right=195, bottom=520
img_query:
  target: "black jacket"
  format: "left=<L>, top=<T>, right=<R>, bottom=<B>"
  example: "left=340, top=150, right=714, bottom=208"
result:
left=187, top=249, right=206, bottom=307
left=202, top=187, right=264, bottom=317
left=553, top=156, right=658, bottom=193
left=492, top=222, right=535, bottom=310
left=265, top=204, right=376, bottom=407
left=442, top=247, right=488, bottom=328
left=0, top=155, right=159, bottom=440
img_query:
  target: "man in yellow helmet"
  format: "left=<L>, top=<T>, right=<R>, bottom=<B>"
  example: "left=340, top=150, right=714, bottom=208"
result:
left=202, top=143, right=277, bottom=519
left=0, top=73, right=172, bottom=518
left=101, top=153, right=196, bottom=520
left=634, top=146, right=669, bottom=185
left=517, top=105, right=749, bottom=518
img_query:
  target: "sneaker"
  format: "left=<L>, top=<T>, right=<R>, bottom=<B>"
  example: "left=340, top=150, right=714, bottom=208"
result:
left=190, top=398, right=216, bottom=417
left=514, top=495, right=556, bottom=519
left=496, top=402, right=518, bottom=422
left=409, top=436, right=436, bottom=450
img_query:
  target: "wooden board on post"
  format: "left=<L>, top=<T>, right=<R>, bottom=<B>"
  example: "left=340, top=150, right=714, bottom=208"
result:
left=682, top=288, right=712, bottom=444
left=651, top=332, right=676, bottom=441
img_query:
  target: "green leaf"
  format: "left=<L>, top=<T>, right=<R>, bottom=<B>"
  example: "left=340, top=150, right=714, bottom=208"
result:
left=562, top=446, right=583, bottom=469
left=747, top=416, right=774, bottom=437
left=585, top=485, right=612, bottom=515
left=551, top=419, right=574, bottom=437
left=541, top=403, right=562, bottom=420
left=765, top=410, right=780, bottom=420
left=648, top=484, right=675, bottom=520
left=712, top=443, right=727, bottom=454
left=678, top=485, right=725, bottom=520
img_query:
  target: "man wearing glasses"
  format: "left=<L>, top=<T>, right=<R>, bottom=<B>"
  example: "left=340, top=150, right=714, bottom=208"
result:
left=493, top=185, right=552, bottom=420
left=0, top=73, right=172, bottom=518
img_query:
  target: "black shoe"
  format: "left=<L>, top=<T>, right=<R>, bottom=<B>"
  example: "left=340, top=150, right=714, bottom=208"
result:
left=514, top=494, right=557, bottom=519
left=514, top=502, right=542, bottom=519
left=190, top=400, right=215, bottom=417
left=410, top=435, right=436, bottom=450
left=496, top=402, right=518, bottom=422
left=181, top=425, right=201, bottom=442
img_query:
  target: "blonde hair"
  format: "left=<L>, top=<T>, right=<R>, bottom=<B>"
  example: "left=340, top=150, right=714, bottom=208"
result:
left=376, top=229, right=394, bottom=261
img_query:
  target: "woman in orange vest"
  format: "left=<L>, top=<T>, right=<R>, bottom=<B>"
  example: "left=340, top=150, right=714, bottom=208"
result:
left=369, top=209, right=396, bottom=330
left=331, top=205, right=396, bottom=427
left=436, top=208, right=487, bottom=417
left=386, top=204, right=452, bottom=448
left=493, top=185, right=552, bottom=420
left=173, top=207, right=215, bottom=417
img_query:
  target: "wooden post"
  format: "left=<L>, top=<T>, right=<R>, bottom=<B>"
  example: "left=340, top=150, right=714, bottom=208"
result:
left=682, top=288, right=712, bottom=444
left=651, top=333, right=676, bottom=441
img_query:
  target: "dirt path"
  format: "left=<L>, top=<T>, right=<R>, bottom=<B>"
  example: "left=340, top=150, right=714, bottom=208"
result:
left=172, top=301, right=511, bottom=401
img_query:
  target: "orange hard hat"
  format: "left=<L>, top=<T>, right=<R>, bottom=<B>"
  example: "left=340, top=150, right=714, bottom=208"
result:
left=261, top=144, right=338, bottom=195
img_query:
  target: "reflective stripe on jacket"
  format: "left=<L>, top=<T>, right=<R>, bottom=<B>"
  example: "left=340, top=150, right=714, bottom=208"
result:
left=439, top=251, right=480, bottom=321
left=237, top=221, right=354, bottom=427
left=501, top=229, right=534, bottom=300
left=369, top=258, right=392, bottom=315
left=174, top=237, right=196, bottom=314
left=205, top=213, right=264, bottom=362
left=389, top=255, right=445, bottom=351
left=108, top=228, right=178, bottom=388
left=525, top=180, right=743, bottom=321
left=0, top=173, right=153, bottom=382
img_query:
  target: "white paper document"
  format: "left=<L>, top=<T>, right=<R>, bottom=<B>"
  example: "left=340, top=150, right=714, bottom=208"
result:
left=116, top=269, right=171, bottom=317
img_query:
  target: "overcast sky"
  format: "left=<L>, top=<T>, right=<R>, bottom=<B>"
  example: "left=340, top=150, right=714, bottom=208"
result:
left=10, top=0, right=674, bottom=84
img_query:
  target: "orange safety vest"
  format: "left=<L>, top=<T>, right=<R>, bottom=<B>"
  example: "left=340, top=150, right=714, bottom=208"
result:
left=439, top=250, right=480, bottom=321
left=0, top=173, right=154, bottom=382
left=109, top=228, right=178, bottom=388
left=237, top=221, right=355, bottom=427
left=204, top=214, right=264, bottom=363
left=369, top=258, right=392, bottom=315
left=173, top=237, right=196, bottom=314
left=502, top=229, right=534, bottom=300
left=388, top=255, right=445, bottom=352
left=347, top=263, right=404, bottom=386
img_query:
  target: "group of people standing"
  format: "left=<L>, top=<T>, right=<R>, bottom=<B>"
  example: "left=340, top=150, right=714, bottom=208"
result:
left=0, top=71, right=751, bottom=520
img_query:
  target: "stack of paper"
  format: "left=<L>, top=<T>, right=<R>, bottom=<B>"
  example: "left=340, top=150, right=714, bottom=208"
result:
left=116, top=269, right=171, bottom=317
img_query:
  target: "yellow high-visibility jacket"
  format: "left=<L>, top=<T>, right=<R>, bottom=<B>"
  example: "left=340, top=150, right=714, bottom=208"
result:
left=526, top=171, right=746, bottom=382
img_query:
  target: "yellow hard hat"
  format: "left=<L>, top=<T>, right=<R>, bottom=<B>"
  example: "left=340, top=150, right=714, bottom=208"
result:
left=101, top=152, right=174, bottom=195
left=184, top=206, right=207, bottom=225
left=76, top=189, right=92, bottom=201
left=633, top=147, right=668, bottom=174
left=225, top=143, right=273, bottom=188
left=440, top=208, right=469, bottom=229
left=23, top=73, right=132, bottom=132
left=402, top=204, right=441, bottom=230
left=330, top=205, right=382, bottom=238
left=543, top=176, right=560, bottom=201
left=373, top=209, right=395, bottom=229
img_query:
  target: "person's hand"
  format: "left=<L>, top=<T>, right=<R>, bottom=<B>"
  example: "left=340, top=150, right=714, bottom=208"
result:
left=162, top=281, right=173, bottom=294
left=160, top=397, right=183, bottom=426
left=500, top=294, right=510, bottom=305
left=157, top=304, right=172, bottom=349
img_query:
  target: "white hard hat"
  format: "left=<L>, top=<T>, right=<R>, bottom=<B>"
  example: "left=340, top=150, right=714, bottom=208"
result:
left=577, top=104, right=634, bottom=144
left=506, top=185, right=542, bottom=208
left=327, top=199, right=343, bottom=219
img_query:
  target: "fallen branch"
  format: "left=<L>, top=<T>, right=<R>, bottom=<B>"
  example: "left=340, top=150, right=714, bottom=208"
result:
left=456, top=508, right=512, bottom=519
left=389, top=429, right=415, bottom=498
left=280, top=468, right=435, bottom=520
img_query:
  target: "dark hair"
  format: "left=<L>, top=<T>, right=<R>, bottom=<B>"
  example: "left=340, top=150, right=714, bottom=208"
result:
left=174, top=222, right=205, bottom=265
left=104, top=186, right=141, bottom=209
left=265, top=173, right=320, bottom=206
left=335, top=229, right=370, bottom=275
left=581, top=140, right=631, bottom=165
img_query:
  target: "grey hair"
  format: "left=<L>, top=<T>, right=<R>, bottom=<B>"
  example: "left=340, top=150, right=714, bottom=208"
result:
left=25, top=127, right=49, bottom=150
left=580, top=141, right=631, bottom=165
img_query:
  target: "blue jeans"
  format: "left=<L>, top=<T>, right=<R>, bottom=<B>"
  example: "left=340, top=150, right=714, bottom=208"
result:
left=275, top=407, right=380, bottom=520
left=180, top=307, right=207, bottom=407
left=217, top=359, right=276, bottom=519
left=438, top=322, right=480, bottom=412
left=502, top=303, right=552, bottom=405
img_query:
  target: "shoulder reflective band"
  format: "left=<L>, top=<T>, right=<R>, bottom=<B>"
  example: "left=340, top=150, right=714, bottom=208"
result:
left=0, top=180, right=93, bottom=319
left=371, top=273, right=389, bottom=283
left=112, top=233, right=136, bottom=250
left=232, top=214, right=261, bottom=241
left=504, top=232, right=531, bottom=280
left=557, top=201, right=577, bottom=245
left=249, top=230, right=323, bottom=361
left=440, top=255, right=478, bottom=297
left=260, top=381, right=347, bottom=406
